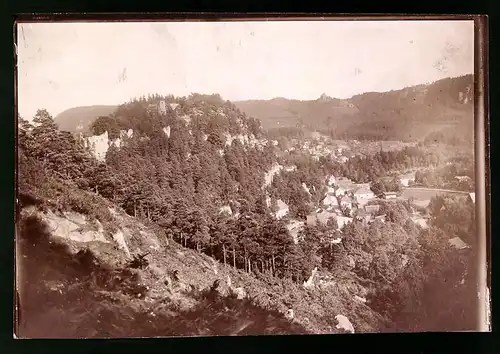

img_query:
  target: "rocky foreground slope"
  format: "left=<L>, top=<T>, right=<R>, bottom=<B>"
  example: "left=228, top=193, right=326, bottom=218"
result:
left=15, top=184, right=386, bottom=338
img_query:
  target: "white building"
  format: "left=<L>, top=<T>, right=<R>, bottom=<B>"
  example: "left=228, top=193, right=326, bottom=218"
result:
left=334, top=186, right=348, bottom=197
left=326, top=175, right=336, bottom=186
left=323, top=193, right=339, bottom=208
left=353, top=186, right=376, bottom=206
left=399, top=172, right=416, bottom=187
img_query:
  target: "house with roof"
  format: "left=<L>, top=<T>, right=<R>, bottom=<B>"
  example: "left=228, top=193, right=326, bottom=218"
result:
left=306, top=214, right=318, bottom=226
left=336, top=177, right=354, bottom=186
left=336, top=216, right=353, bottom=229
left=334, top=186, right=348, bottom=197
left=455, top=176, right=472, bottom=183
left=339, top=195, right=355, bottom=209
left=411, top=216, right=429, bottom=229
left=306, top=211, right=352, bottom=230
left=373, top=214, right=386, bottom=223
left=399, top=172, right=416, bottom=187
left=355, top=209, right=372, bottom=223
left=364, top=204, right=381, bottom=215
left=382, top=192, right=398, bottom=199
left=326, top=175, right=336, bottom=186
left=322, top=193, right=339, bottom=208
left=352, top=186, right=376, bottom=206
left=351, top=182, right=370, bottom=190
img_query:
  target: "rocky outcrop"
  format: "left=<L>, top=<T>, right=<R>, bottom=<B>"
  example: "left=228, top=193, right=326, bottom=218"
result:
left=112, top=230, right=131, bottom=259
left=84, top=131, right=110, bottom=162
left=303, top=267, right=318, bottom=289
left=83, top=129, right=133, bottom=162
left=275, top=200, right=289, bottom=220
left=40, top=210, right=108, bottom=244
left=335, top=315, right=355, bottom=333
left=226, top=275, right=246, bottom=300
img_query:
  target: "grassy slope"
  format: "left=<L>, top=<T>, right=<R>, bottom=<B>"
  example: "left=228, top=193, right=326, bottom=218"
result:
left=16, top=179, right=387, bottom=338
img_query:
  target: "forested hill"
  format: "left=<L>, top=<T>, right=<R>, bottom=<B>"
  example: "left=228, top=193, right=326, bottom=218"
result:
left=68, top=93, right=275, bottom=221
left=234, top=74, right=474, bottom=142
left=54, top=105, right=117, bottom=133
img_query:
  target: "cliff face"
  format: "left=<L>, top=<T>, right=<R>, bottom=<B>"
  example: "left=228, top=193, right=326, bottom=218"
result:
left=80, top=129, right=133, bottom=162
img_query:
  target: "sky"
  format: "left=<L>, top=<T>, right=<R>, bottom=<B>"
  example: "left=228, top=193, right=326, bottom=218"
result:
left=17, top=20, right=474, bottom=119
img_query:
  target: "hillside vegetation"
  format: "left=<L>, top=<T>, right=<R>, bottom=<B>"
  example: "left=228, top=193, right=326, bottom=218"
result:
left=17, top=92, right=479, bottom=337
left=235, top=75, right=474, bottom=143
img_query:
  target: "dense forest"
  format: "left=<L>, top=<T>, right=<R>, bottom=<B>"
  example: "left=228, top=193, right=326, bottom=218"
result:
left=18, top=93, right=479, bottom=333
left=414, top=155, right=475, bottom=191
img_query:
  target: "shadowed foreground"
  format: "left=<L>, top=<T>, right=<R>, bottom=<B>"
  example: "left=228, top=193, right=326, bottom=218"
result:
left=15, top=215, right=308, bottom=338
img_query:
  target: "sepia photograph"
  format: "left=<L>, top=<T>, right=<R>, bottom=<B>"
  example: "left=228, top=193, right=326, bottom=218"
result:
left=15, top=16, right=490, bottom=338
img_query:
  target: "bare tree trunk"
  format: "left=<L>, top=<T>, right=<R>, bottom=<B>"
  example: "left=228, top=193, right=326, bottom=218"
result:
left=223, top=244, right=227, bottom=266
left=244, top=247, right=248, bottom=273
left=232, top=247, right=236, bottom=269
left=134, top=202, right=137, bottom=218
left=272, top=254, right=276, bottom=276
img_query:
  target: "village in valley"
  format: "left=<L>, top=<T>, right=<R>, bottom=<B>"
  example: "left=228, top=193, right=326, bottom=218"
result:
left=261, top=135, right=476, bottom=260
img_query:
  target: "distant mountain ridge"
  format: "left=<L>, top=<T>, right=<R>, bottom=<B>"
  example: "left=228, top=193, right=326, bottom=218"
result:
left=234, top=74, right=474, bottom=142
left=53, top=75, right=473, bottom=142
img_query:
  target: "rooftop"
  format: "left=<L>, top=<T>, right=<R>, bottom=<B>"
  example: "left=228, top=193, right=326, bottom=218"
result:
left=364, top=204, right=381, bottom=214
left=352, top=186, right=373, bottom=196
